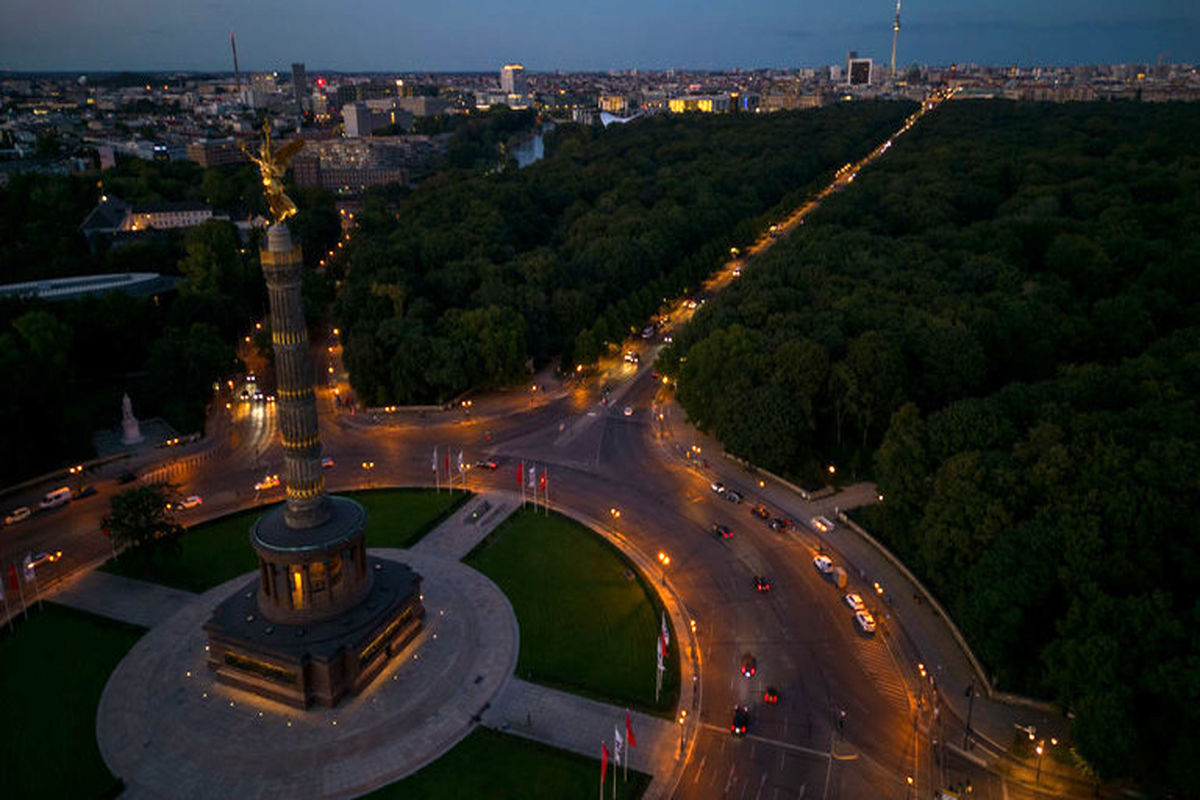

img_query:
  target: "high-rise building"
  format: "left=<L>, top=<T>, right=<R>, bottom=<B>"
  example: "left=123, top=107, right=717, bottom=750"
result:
left=847, top=52, right=873, bottom=86
left=291, top=62, right=307, bottom=108
left=500, top=63, right=526, bottom=95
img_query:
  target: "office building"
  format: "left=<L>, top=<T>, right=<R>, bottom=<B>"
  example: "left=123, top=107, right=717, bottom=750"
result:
left=500, top=63, right=526, bottom=95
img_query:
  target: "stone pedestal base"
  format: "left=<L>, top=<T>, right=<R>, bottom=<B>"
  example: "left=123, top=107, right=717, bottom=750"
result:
left=203, top=558, right=423, bottom=709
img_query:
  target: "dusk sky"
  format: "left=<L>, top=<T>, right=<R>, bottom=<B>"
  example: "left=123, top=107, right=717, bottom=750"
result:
left=2, top=0, right=1197, bottom=72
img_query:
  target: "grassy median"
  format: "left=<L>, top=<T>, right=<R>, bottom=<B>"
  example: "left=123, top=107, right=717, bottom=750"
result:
left=102, top=488, right=469, bottom=592
left=368, top=727, right=649, bottom=800
left=466, top=509, right=680, bottom=715
left=0, top=604, right=144, bottom=799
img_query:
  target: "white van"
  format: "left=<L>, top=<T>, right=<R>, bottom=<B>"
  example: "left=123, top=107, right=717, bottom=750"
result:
left=39, top=486, right=72, bottom=510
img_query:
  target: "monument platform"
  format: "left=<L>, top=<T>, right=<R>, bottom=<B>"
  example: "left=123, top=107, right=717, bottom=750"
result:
left=98, top=548, right=519, bottom=799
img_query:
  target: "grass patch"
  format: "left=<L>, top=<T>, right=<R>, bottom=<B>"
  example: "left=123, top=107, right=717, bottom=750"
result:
left=466, top=509, right=679, bottom=715
left=102, top=488, right=470, bottom=592
left=0, top=604, right=144, bottom=799
left=367, top=727, right=649, bottom=800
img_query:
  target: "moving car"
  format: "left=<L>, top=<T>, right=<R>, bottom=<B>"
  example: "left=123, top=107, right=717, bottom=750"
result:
left=855, top=610, right=877, bottom=634
left=623, top=406, right=633, bottom=417
left=769, top=517, right=791, bottom=531
left=29, top=550, right=62, bottom=569
left=711, top=523, right=733, bottom=539
left=844, top=593, right=866, bottom=612
left=254, top=474, right=281, bottom=491
left=623, top=351, right=639, bottom=364
left=813, top=555, right=834, bottom=574
left=322, top=456, right=336, bottom=469
left=178, top=495, right=203, bottom=510
left=731, top=706, right=749, bottom=736
left=39, top=486, right=72, bottom=510
left=740, top=653, right=757, bottom=678
left=753, top=575, right=771, bottom=593
left=710, top=481, right=726, bottom=495
left=724, top=490, right=743, bottom=504
left=763, top=687, right=779, bottom=705
left=810, top=515, right=835, bottom=533
left=4, top=506, right=31, bottom=525
left=750, top=505, right=770, bottom=521
left=74, top=485, right=97, bottom=499
left=474, top=459, right=499, bottom=470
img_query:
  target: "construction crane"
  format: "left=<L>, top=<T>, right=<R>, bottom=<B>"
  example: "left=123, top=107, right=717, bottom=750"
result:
left=890, top=0, right=902, bottom=80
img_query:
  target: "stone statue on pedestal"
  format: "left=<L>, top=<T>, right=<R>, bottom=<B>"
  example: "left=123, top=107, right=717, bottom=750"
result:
left=120, top=393, right=144, bottom=445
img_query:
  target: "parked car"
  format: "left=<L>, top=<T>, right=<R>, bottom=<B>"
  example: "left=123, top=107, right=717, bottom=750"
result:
left=117, top=469, right=137, bottom=484
left=178, top=495, right=203, bottom=510
left=844, top=593, right=866, bottom=612
left=4, top=506, right=32, bottom=525
left=724, top=490, right=743, bottom=504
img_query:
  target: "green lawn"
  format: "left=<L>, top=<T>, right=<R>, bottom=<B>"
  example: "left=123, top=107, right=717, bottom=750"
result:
left=367, top=727, right=649, bottom=800
left=466, top=509, right=679, bottom=714
left=102, top=488, right=469, bottom=592
left=0, top=604, right=144, bottom=799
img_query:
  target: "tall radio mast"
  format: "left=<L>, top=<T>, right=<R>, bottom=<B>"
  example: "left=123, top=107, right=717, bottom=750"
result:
left=890, top=0, right=902, bottom=80
left=230, top=32, right=241, bottom=93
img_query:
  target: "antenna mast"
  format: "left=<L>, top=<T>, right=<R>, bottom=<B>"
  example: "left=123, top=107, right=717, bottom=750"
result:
left=890, top=0, right=902, bottom=80
left=230, top=32, right=241, bottom=93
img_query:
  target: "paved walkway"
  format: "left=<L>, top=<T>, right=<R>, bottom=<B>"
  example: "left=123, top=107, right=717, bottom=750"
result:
left=409, top=491, right=514, bottom=561
left=96, top=548, right=519, bottom=799
left=483, top=679, right=681, bottom=779
left=47, top=569, right=198, bottom=629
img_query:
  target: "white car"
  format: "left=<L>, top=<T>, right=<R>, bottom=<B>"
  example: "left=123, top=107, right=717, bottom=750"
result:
left=4, top=506, right=32, bottom=525
left=811, top=516, right=835, bottom=534
left=844, top=593, right=866, bottom=612
left=710, top=481, right=726, bottom=495
left=813, top=555, right=834, bottom=574
left=623, top=406, right=633, bottom=417
left=178, top=495, right=203, bottom=510
left=855, top=610, right=877, bottom=633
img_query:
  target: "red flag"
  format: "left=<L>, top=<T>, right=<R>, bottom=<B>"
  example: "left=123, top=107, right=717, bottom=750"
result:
left=5, top=563, right=17, bottom=592
left=517, top=461, right=523, bottom=487
left=444, top=450, right=450, bottom=473
left=626, top=712, right=637, bottom=748
left=601, top=742, right=609, bottom=784
left=540, top=470, right=546, bottom=491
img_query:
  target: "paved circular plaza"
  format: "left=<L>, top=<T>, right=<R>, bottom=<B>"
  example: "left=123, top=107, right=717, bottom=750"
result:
left=96, top=548, right=519, bottom=799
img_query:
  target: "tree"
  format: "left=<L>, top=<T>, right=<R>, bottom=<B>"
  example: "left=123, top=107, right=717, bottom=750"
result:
left=106, top=483, right=184, bottom=573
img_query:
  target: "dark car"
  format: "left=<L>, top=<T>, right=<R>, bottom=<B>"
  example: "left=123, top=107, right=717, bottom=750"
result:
left=117, top=470, right=137, bottom=484
left=769, top=517, right=791, bottom=531
left=753, top=575, right=771, bottom=593
left=74, top=485, right=97, bottom=499
left=751, top=505, right=770, bottom=521
left=475, top=459, right=499, bottom=470
left=724, top=490, right=743, bottom=504
left=731, top=705, right=749, bottom=736
left=740, top=653, right=757, bottom=678
left=711, top=523, right=733, bottom=539
left=763, top=687, right=779, bottom=705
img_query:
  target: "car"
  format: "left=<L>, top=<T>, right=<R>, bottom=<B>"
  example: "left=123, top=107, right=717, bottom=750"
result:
left=750, top=505, right=770, bottom=521
left=252, top=391, right=264, bottom=402
left=769, top=517, right=791, bottom=531
left=731, top=705, right=749, bottom=736
left=254, top=474, right=281, bottom=491
left=740, top=653, right=757, bottom=678
left=732, top=266, right=742, bottom=277
left=710, top=481, right=726, bottom=495
left=711, top=523, right=733, bottom=539
left=4, top=506, right=31, bottom=525
left=855, top=610, right=877, bottom=634
left=178, top=495, right=203, bottom=510
left=117, top=469, right=137, bottom=484
left=811, top=515, right=835, bottom=533
left=641, top=326, right=655, bottom=339
left=763, top=687, right=779, bottom=705
left=663, top=334, right=673, bottom=343
left=623, top=405, right=633, bottom=416
left=724, top=490, right=743, bottom=504
left=844, top=593, right=866, bottom=612
left=474, top=459, right=499, bottom=470
left=753, top=575, right=771, bottom=592
left=74, top=485, right=97, bottom=499
left=29, top=550, right=62, bottom=569
left=322, top=456, right=336, bottom=469
left=623, top=351, right=639, bottom=364
left=813, top=555, right=834, bottom=574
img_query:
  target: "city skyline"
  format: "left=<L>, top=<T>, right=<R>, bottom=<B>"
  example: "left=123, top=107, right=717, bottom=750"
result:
left=1, top=0, right=1197, bottom=73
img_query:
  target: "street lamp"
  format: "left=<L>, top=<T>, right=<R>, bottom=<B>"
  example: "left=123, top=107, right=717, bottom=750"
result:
left=657, top=550, right=671, bottom=585
left=677, top=709, right=688, bottom=755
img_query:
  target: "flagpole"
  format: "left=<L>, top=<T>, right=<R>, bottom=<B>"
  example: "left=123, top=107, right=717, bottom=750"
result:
left=16, top=562, right=28, bottom=621
left=434, top=447, right=439, bottom=493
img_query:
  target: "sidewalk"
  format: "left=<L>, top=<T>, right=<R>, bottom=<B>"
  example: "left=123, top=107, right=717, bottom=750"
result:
left=410, top=492, right=515, bottom=561
left=656, top=396, right=1098, bottom=796
left=46, top=569, right=197, bottom=629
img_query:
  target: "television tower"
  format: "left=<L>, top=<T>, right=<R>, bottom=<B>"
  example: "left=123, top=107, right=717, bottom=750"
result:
left=890, top=0, right=901, bottom=80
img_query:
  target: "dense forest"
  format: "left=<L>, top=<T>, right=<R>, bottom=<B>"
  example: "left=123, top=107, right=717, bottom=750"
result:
left=0, top=158, right=339, bottom=484
left=660, top=100, right=1200, bottom=793
left=333, top=102, right=915, bottom=404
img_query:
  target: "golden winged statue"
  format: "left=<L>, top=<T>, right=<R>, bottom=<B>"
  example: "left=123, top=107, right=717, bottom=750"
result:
left=242, top=122, right=306, bottom=225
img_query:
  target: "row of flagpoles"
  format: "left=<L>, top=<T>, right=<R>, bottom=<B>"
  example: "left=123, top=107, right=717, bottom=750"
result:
left=600, top=711, right=639, bottom=799
left=1, top=557, right=44, bottom=632
left=600, top=611, right=670, bottom=797
left=430, top=448, right=550, bottom=516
